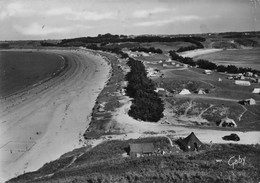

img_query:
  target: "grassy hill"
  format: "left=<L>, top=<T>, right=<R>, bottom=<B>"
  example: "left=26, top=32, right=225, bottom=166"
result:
left=8, top=137, right=260, bottom=183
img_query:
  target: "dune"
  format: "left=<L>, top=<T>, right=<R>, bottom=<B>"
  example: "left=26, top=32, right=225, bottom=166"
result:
left=178, top=48, right=223, bottom=58
left=0, top=48, right=111, bottom=181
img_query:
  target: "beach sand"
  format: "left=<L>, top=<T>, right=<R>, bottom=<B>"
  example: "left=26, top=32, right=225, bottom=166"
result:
left=178, top=48, right=223, bottom=58
left=0, top=48, right=110, bottom=181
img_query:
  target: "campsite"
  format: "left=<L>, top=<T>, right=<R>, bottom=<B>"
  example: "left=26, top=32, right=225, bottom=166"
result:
left=1, top=0, right=260, bottom=179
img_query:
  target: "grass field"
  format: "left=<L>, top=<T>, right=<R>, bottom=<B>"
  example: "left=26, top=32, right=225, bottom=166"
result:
left=0, top=51, right=65, bottom=98
left=194, top=48, right=260, bottom=70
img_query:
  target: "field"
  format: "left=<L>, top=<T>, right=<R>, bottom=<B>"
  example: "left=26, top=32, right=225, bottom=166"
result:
left=8, top=138, right=260, bottom=183
left=0, top=51, right=65, bottom=98
left=194, top=48, right=260, bottom=70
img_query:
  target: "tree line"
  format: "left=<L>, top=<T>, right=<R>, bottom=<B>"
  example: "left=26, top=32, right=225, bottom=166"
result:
left=42, top=33, right=205, bottom=47
left=129, top=47, right=163, bottom=54
left=176, top=44, right=204, bottom=53
left=126, top=58, right=164, bottom=122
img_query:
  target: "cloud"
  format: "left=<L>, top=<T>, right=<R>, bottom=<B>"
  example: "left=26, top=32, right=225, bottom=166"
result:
left=132, top=7, right=168, bottom=18
left=67, top=11, right=116, bottom=21
left=13, top=23, right=92, bottom=36
left=45, top=7, right=72, bottom=16
left=134, top=15, right=202, bottom=26
left=0, top=2, right=35, bottom=20
left=45, top=7, right=116, bottom=21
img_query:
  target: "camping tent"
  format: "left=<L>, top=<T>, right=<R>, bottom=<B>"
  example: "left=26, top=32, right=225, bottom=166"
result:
left=239, top=98, right=256, bottom=105
left=204, top=70, right=212, bottom=74
left=179, top=132, right=204, bottom=151
left=129, top=143, right=154, bottom=157
left=197, top=89, right=206, bottom=95
left=218, top=117, right=237, bottom=128
left=179, top=89, right=191, bottom=95
left=252, top=88, right=260, bottom=94
left=235, top=80, right=251, bottom=86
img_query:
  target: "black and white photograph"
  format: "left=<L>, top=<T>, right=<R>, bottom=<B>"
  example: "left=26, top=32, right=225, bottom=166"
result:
left=0, top=0, right=260, bottom=182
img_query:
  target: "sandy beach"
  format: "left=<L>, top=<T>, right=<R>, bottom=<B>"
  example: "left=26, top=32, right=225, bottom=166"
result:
left=0, top=49, right=110, bottom=180
left=178, top=48, right=223, bottom=58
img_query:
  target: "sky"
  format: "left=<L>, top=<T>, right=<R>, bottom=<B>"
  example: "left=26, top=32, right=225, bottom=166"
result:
left=0, top=0, right=260, bottom=40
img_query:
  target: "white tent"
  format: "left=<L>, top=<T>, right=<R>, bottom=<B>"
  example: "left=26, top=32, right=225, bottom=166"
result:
left=219, top=117, right=237, bottom=128
left=252, top=88, right=260, bottom=94
left=197, top=89, right=206, bottom=95
left=245, top=98, right=256, bottom=105
left=235, top=80, right=251, bottom=86
left=179, top=89, right=191, bottom=95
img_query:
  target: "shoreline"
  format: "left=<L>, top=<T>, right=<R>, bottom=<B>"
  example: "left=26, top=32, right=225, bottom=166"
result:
left=0, top=48, right=111, bottom=181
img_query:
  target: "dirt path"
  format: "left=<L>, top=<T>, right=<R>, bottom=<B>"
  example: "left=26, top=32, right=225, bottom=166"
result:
left=173, top=94, right=241, bottom=102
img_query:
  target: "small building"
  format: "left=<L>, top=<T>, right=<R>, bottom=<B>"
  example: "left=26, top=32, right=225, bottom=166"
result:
left=218, top=117, right=237, bottom=128
left=178, top=132, right=204, bottom=151
left=129, top=143, right=155, bottom=158
left=252, top=88, right=260, bottom=94
left=235, top=80, right=251, bottom=86
left=239, top=98, right=256, bottom=105
left=218, top=78, right=222, bottom=82
left=179, top=89, right=191, bottom=95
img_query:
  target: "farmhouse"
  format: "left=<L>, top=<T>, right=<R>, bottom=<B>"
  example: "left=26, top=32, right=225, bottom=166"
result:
left=129, top=143, right=155, bottom=158
left=178, top=132, right=204, bottom=152
left=179, top=89, right=191, bottom=95
left=235, top=80, right=251, bottom=86
left=239, top=98, right=256, bottom=105
left=218, top=117, right=237, bottom=128
left=252, top=88, right=260, bottom=94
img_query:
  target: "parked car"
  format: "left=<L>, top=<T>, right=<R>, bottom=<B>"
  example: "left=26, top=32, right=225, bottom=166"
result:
left=222, top=133, right=240, bottom=141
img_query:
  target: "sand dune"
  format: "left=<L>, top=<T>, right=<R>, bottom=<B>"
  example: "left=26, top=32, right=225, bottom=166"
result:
left=0, top=49, right=110, bottom=181
left=178, top=48, right=223, bottom=58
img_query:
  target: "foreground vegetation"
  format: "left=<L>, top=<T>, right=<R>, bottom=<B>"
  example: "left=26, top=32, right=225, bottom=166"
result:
left=8, top=138, right=260, bottom=183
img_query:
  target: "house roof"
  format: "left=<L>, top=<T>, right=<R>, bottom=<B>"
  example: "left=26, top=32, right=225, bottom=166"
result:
left=129, top=143, right=154, bottom=154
